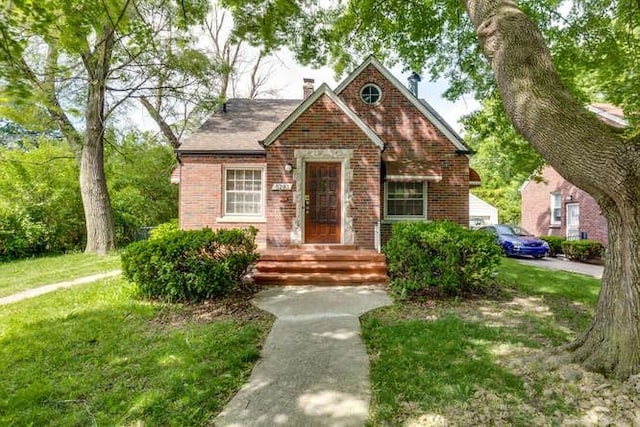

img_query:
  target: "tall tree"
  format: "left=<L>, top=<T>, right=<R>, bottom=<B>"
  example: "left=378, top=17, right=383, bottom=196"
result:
left=136, top=3, right=277, bottom=149
left=0, top=0, right=209, bottom=253
left=222, top=0, right=640, bottom=379
left=463, top=0, right=639, bottom=380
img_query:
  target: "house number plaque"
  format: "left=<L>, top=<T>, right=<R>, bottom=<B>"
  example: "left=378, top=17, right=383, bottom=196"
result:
left=272, top=183, right=293, bottom=191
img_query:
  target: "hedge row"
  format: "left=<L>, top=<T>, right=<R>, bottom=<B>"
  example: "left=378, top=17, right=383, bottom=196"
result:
left=539, top=235, right=604, bottom=261
left=561, top=240, right=604, bottom=262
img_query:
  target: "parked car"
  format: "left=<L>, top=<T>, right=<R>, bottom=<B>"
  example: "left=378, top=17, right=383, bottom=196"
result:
left=478, top=224, right=550, bottom=258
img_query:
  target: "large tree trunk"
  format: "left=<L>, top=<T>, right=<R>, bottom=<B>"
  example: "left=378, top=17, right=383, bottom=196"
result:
left=567, top=210, right=640, bottom=379
left=464, top=0, right=640, bottom=379
left=81, top=26, right=116, bottom=255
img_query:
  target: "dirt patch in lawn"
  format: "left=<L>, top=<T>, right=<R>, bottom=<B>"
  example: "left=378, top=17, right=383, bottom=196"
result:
left=151, top=285, right=274, bottom=327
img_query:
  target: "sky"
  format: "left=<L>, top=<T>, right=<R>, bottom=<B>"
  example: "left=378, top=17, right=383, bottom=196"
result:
left=257, top=48, right=480, bottom=135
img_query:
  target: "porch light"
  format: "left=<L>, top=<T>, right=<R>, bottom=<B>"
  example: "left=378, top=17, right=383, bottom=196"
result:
left=284, top=163, right=294, bottom=172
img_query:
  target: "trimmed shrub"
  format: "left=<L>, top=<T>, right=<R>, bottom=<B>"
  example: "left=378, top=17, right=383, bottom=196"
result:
left=149, top=219, right=179, bottom=240
left=384, top=221, right=502, bottom=298
left=561, top=239, right=604, bottom=262
left=121, top=227, right=259, bottom=302
left=539, top=235, right=564, bottom=257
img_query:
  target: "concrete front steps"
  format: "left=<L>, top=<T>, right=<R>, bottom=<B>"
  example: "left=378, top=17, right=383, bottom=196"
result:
left=252, top=245, right=388, bottom=286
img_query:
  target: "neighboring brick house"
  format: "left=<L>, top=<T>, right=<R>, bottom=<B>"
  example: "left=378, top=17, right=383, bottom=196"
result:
left=519, top=104, right=627, bottom=247
left=175, top=56, right=476, bottom=250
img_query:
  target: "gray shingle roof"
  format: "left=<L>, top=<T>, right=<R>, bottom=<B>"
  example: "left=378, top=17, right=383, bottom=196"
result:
left=177, top=99, right=301, bottom=153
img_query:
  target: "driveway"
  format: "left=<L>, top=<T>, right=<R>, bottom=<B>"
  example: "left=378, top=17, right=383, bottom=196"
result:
left=513, top=256, right=603, bottom=278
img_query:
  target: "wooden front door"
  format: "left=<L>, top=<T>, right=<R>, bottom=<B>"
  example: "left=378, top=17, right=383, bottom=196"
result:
left=304, top=162, right=341, bottom=243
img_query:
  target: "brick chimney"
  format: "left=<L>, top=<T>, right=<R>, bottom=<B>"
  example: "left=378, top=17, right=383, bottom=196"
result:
left=303, top=78, right=315, bottom=99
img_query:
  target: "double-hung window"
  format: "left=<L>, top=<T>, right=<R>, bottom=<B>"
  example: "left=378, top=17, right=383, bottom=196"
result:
left=385, top=181, right=426, bottom=219
left=224, top=168, right=264, bottom=217
left=550, top=192, right=561, bottom=225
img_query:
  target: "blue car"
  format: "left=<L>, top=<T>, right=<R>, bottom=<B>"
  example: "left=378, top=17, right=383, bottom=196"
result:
left=479, top=224, right=549, bottom=258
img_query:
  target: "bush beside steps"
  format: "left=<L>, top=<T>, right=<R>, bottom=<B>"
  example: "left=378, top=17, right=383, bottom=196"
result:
left=121, top=226, right=259, bottom=302
left=384, top=220, right=502, bottom=299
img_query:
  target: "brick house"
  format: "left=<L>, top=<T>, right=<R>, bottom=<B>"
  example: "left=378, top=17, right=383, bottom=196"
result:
left=519, top=104, right=627, bottom=247
left=175, top=56, right=475, bottom=257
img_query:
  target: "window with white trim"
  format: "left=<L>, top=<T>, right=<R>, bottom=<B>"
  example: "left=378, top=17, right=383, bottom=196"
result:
left=550, top=192, right=562, bottom=224
left=224, top=168, right=264, bottom=216
left=360, top=83, right=382, bottom=105
left=385, top=181, right=426, bottom=218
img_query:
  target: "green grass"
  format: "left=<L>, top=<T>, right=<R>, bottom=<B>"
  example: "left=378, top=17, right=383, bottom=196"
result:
left=499, top=257, right=600, bottom=332
left=363, top=258, right=602, bottom=425
left=0, top=278, right=272, bottom=425
left=0, top=252, right=122, bottom=297
left=498, top=258, right=601, bottom=306
left=363, top=314, right=532, bottom=423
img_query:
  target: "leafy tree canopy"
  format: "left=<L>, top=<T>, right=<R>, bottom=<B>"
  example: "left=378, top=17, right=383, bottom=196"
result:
left=220, top=0, right=639, bottom=125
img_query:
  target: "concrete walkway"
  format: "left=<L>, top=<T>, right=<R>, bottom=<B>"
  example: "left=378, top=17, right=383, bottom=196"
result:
left=215, top=286, right=392, bottom=427
left=514, top=256, right=604, bottom=278
left=0, top=270, right=122, bottom=306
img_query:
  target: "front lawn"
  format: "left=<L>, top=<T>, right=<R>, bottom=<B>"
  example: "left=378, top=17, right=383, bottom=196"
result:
left=0, top=252, right=122, bottom=297
left=0, top=277, right=273, bottom=425
left=363, top=258, right=637, bottom=425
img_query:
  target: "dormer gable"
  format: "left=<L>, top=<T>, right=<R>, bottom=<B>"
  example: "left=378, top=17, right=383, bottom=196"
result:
left=335, top=55, right=472, bottom=156
left=261, top=83, right=384, bottom=150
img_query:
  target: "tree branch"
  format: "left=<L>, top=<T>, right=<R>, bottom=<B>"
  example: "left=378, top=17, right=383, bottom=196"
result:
left=139, top=95, right=180, bottom=148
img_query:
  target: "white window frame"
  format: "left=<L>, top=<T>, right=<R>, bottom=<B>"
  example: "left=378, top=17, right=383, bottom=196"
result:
left=222, top=165, right=265, bottom=219
left=384, top=181, right=427, bottom=220
left=550, top=192, right=562, bottom=225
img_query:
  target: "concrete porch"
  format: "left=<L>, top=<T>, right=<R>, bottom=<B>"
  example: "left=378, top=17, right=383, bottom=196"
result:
left=252, top=245, right=388, bottom=286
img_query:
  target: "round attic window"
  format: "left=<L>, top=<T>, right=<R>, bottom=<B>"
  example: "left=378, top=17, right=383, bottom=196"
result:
left=360, top=83, right=382, bottom=105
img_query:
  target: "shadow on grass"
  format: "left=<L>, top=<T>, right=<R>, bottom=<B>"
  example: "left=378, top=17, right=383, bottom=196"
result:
left=497, top=258, right=599, bottom=334
left=362, top=313, right=572, bottom=424
left=0, top=286, right=268, bottom=425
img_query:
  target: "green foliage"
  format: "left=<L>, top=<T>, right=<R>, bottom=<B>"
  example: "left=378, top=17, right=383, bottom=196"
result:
left=0, top=139, right=84, bottom=260
left=539, top=235, right=565, bottom=257
left=384, top=221, right=502, bottom=297
left=463, top=94, right=544, bottom=223
left=106, top=132, right=178, bottom=245
left=149, top=219, right=179, bottom=240
left=121, top=227, right=259, bottom=302
left=561, top=240, right=604, bottom=262
left=221, top=0, right=306, bottom=53
left=0, top=132, right=178, bottom=260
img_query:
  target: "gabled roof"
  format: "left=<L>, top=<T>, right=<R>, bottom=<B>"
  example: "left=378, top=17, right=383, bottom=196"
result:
left=261, top=83, right=385, bottom=150
left=334, top=55, right=472, bottom=155
left=177, top=99, right=300, bottom=153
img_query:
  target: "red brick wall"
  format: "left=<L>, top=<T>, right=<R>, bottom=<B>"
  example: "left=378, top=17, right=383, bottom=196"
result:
left=266, top=93, right=381, bottom=248
left=520, top=166, right=608, bottom=245
left=178, top=154, right=268, bottom=247
left=179, top=63, right=472, bottom=250
left=338, top=65, right=469, bottom=244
